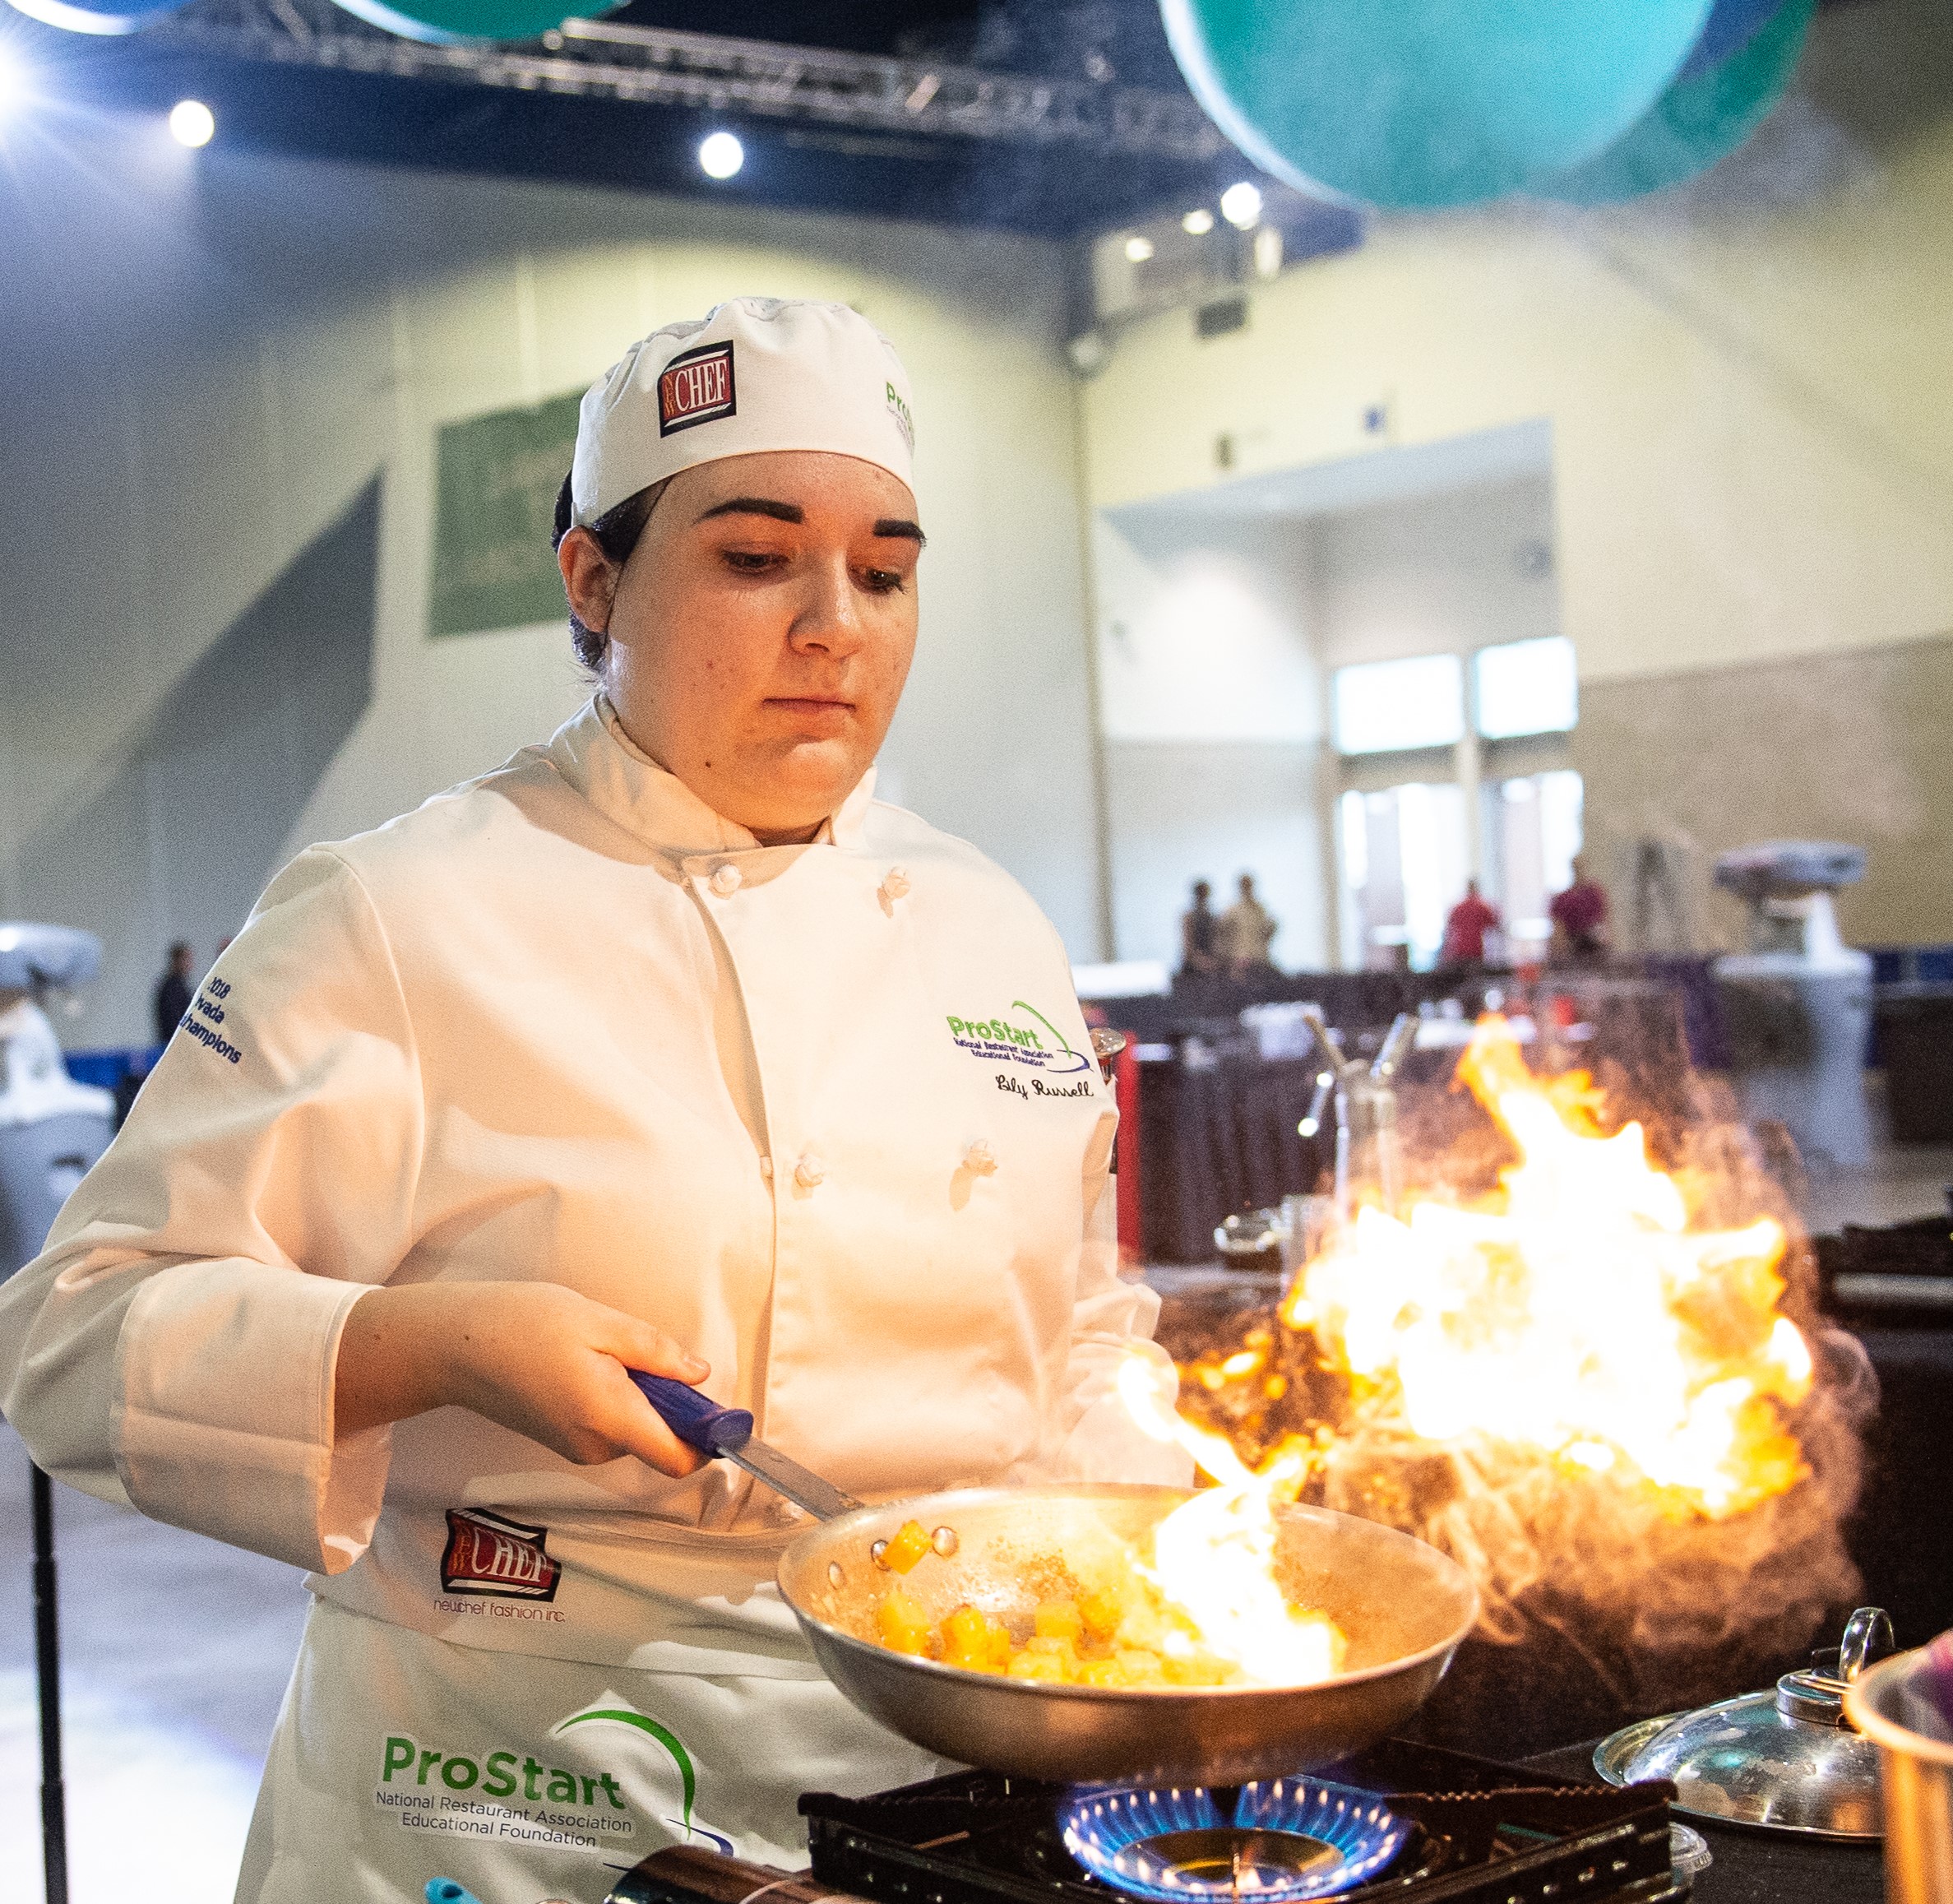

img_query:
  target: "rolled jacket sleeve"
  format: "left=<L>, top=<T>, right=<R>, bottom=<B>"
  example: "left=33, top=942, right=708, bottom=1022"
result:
left=0, top=848, right=423, bottom=1574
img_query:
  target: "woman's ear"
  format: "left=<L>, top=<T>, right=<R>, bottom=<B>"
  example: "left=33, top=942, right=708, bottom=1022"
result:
left=558, top=527, right=620, bottom=634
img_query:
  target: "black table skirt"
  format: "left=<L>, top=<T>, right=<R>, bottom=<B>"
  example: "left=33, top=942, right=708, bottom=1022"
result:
left=1133, top=1053, right=1333, bottom=1263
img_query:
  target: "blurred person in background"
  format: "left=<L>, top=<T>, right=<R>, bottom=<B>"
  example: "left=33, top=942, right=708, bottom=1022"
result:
left=1223, top=873, right=1278, bottom=976
left=151, top=940, right=194, bottom=1045
left=1179, top=878, right=1222, bottom=977
left=1440, top=879, right=1501, bottom=968
left=1550, top=856, right=1610, bottom=962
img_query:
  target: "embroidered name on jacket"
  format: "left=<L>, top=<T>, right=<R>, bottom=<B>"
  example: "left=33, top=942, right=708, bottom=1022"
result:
left=658, top=342, right=736, bottom=434
left=441, top=1508, right=562, bottom=1601
left=946, top=1002, right=1091, bottom=1076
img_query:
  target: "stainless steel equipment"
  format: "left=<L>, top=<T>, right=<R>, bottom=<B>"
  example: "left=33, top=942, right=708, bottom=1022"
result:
left=775, top=1483, right=1479, bottom=1785
left=1301, top=1008, right=1415, bottom=1221
left=1712, top=840, right=1874, bottom=1168
left=0, top=924, right=115, bottom=1286
left=1594, top=1606, right=1893, bottom=1839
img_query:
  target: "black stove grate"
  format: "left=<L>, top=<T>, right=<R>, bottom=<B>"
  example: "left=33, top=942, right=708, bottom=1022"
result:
left=799, top=1740, right=1684, bottom=1904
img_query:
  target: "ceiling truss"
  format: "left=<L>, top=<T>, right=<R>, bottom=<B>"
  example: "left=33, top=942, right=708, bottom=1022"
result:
left=137, top=0, right=1232, bottom=163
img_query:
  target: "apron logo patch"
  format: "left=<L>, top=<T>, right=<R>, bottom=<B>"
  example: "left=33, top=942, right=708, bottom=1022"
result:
left=441, top=1508, right=561, bottom=1601
left=373, top=1727, right=636, bottom=1854
left=658, top=341, right=736, bottom=434
left=946, top=1001, right=1092, bottom=1078
left=366, top=1710, right=734, bottom=1860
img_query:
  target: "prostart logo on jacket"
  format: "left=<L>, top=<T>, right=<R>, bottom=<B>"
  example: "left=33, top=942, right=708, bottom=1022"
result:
left=946, top=1002, right=1092, bottom=1075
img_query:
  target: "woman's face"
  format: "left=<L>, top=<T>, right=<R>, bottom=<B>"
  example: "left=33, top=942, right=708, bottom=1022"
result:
left=560, top=450, right=923, bottom=843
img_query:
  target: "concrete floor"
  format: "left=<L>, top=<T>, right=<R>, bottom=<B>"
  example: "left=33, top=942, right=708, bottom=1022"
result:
left=1, top=1141, right=1948, bottom=1903
left=0, top=1429, right=308, bottom=1904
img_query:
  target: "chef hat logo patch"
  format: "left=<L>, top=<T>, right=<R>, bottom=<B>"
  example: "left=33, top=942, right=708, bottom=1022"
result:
left=441, top=1507, right=562, bottom=1601
left=658, top=341, right=737, bottom=435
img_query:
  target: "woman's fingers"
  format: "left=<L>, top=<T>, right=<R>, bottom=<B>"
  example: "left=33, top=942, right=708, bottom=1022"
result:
left=586, top=1357, right=710, bottom=1477
left=590, top=1308, right=710, bottom=1384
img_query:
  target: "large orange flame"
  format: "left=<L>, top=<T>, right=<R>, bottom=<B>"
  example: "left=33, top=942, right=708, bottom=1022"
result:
left=1279, top=1017, right=1813, bottom=1519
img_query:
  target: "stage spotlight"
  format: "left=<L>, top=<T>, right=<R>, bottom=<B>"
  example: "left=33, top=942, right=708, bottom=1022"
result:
left=697, top=130, right=743, bottom=179
left=1219, top=180, right=1261, bottom=229
left=169, top=97, right=215, bottom=146
left=1123, top=234, right=1154, bottom=263
left=1182, top=206, right=1215, bottom=235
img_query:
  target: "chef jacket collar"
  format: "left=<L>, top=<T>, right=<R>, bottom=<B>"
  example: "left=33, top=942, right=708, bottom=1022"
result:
left=547, top=697, right=877, bottom=855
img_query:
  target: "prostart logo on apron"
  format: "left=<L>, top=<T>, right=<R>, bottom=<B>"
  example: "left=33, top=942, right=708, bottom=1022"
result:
left=371, top=1703, right=735, bottom=1865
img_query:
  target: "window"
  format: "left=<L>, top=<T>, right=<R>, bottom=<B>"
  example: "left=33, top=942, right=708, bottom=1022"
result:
left=1484, top=770, right=1585, bottom=949
left=1331, top=653, right=1465, bottom=755
left=1474, top=636, right=1577, bottom=739
left=1338, top=782, right=1470, bottom=971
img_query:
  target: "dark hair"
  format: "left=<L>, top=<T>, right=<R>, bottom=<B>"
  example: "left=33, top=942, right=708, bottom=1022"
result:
left=552, top=473, right=669, bottom=672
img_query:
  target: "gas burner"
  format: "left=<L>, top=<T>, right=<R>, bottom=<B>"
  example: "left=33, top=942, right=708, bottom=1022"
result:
left=1059, top=1780, right=1409, bottom=1902
left=798, top=1742, right=1685, bottom=1904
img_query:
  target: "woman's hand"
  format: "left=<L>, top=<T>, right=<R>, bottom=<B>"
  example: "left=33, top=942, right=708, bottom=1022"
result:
left=333, top=1281, right=710, bottom=1476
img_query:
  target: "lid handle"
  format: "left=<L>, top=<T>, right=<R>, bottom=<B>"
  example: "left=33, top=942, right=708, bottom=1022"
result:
left=1839, top=1606, right=1895, bottom=1681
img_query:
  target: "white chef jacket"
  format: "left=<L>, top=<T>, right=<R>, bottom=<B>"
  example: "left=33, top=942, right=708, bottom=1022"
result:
left=0, top=697, right=1182, bottom=1897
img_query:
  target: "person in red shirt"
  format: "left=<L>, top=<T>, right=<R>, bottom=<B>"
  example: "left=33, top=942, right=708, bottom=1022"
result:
left=1440, top=879, right=1501, bottom=967
left=1549, top=857, right=1609, bottom=961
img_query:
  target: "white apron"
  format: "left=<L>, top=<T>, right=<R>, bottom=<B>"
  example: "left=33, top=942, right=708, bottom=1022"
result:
left=0, top=697, right=1185, bottom=1904
left=239, top=1599, right=941, bottom=1904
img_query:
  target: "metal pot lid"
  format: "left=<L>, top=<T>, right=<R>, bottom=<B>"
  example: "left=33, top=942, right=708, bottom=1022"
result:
left=1594, top=1608, right=1894, bottom=1841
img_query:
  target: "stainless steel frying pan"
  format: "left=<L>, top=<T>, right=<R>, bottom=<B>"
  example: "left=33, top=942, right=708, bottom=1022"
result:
left=629, top=1378, right=1478, bottom=1785
left=780, top=1485, right=1475, bottom=1784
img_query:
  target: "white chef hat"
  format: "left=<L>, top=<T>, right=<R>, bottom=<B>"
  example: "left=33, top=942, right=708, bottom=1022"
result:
left=569, top=297, right=917, bottom=527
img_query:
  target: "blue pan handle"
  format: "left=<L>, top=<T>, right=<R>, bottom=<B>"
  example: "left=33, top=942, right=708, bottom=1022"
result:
left=627, top=1369, right=754, bottom=1455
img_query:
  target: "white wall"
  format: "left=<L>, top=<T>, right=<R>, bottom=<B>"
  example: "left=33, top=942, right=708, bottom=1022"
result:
left=1074, top=0, right=1953, bottom=690
left=1312, top=475, right=1561, bottom=673
left=1090, top=510, right=1331, bottom=970
left=0, top=126, right=1104, bottom=1045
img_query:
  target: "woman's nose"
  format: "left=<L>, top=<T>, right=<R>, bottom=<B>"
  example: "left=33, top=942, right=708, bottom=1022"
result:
left=788, top=555, right=864, bottom=653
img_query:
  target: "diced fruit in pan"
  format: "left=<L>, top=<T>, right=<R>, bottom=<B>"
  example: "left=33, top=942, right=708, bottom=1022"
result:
left=877, top=1587, right=933, bottom=1656
left=880, top=1519, right=935, bottom=1574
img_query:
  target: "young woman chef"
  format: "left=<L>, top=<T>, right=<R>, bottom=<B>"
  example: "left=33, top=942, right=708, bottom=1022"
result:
left=0, top=298, right=1187, bottom=1904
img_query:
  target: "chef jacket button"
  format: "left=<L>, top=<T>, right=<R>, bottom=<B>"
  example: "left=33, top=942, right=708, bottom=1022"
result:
left=964, top=1139, right=998, bottom=1175
left=794, top=1152, right=826, bottom=1189
left=879, top=865, right=910, bottom=903
left=709, top=863, right=743, bottom=896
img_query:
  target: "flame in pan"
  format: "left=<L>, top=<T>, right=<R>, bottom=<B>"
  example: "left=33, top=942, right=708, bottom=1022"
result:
left=1117, top=1357, right=1346, bottom=1686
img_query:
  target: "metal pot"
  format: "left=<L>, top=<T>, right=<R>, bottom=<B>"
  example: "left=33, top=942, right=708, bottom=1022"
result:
left=776, top=1483, right=1478, bottom=1785
left=1847, top=1644, right=1953, bottom=1902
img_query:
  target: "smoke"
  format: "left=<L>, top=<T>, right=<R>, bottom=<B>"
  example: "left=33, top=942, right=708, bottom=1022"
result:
left=1164, top=1028, right=1874, bottom=1721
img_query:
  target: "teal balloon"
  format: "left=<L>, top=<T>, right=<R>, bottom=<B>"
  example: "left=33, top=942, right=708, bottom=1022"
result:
left=1678, top=0, right=1786, bottom=78
left=1538, top=0, right=1812, bottom=204
left=329, top=0, right=589, bottom=43
left=1159, top=0, right=1715, bottom=210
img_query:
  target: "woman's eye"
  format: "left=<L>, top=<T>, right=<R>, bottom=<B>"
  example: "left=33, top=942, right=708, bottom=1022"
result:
left=862, top=568, right=905, bottom=594
left=724, top=549, right=780, bottom=572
